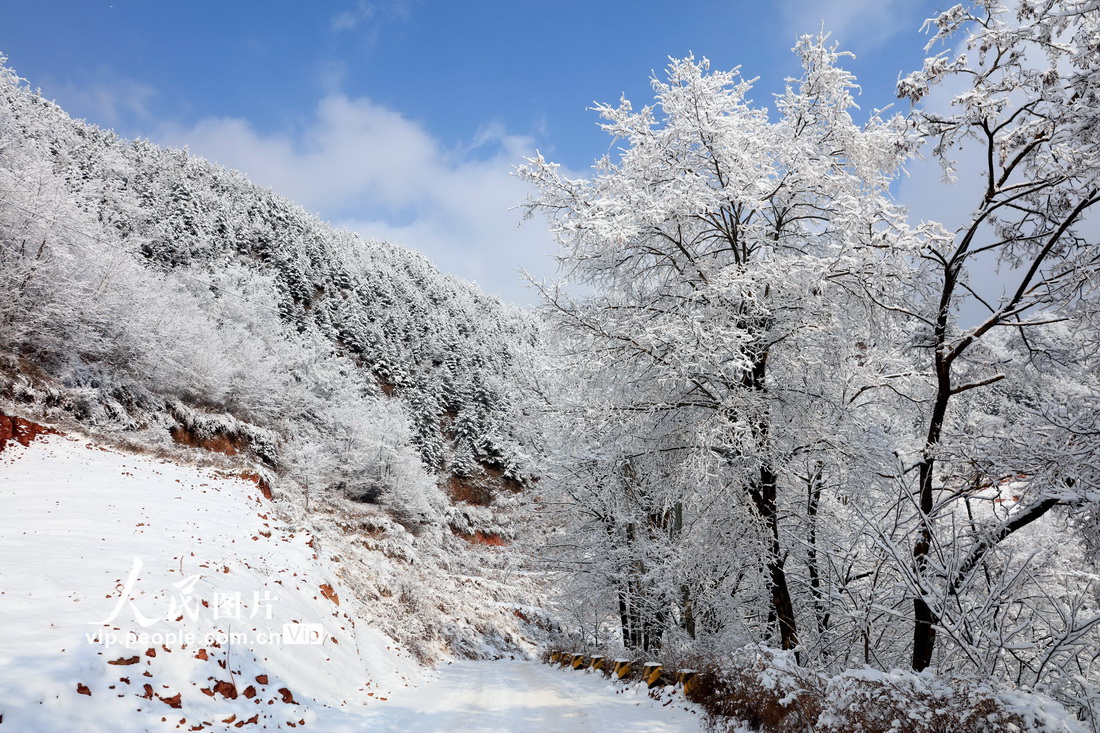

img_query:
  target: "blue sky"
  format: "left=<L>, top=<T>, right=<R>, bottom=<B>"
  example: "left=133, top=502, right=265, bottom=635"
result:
left=1, top=0, right=948, bottom=303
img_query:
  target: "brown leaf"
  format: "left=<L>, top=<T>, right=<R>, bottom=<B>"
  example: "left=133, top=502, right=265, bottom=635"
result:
left=319, top=584, right=340, bottom=606
left=107, top=655, right=140, bottom=665
left=158, top=692, right=182, bottom=708
left=213, top=680, right=238, bottom=699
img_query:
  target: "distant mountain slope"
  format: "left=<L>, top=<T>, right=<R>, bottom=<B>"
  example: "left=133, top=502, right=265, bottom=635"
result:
left=0, top=54, right=535, bottom=490
left=0, top=56, right=546, bottom=661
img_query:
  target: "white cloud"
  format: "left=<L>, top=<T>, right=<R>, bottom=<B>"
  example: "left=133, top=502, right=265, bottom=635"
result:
left=331, top=0, right=419, bottom=41
left=778, top=0, right=922, bottom=52
left=156, top=95, right=561, bottom=305
left=41, top=72, right=157, bottom=128
left=332, top=2, right=376, bottom=32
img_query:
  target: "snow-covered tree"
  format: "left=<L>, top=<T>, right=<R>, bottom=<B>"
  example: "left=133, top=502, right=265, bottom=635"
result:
left=525, top=8, right=1100, bottom=707
left=896, top=0, right=1100, bottom=672
left=519, top=36, right=920, bottom=656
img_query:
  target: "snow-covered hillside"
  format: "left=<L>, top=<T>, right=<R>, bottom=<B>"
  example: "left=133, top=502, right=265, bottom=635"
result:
left=0, top=53, right=549, bottom=675
left=0, top=51, right=537, bottom=548
left=0, top=431, right=422, bottom=731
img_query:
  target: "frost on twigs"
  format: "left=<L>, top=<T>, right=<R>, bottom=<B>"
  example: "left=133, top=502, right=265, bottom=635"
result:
left=518, top=0, right=1100, bottom=726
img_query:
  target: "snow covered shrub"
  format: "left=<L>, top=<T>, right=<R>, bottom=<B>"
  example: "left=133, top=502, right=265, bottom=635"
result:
left=686, top=647, right=824, bottom=732
left=683, top=651, right=1086, bottom=733
left=817, top=669, right=1018, bottom=733
left=816, top=668, right=1084, bottom=733
left=166, top=400, right=278, bottom=465
left=280, top=389, right=447, bottom=531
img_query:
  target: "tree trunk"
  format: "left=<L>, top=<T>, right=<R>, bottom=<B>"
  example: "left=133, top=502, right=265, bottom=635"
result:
left=805, top=463, right=829, bottom=639
left=743, top=347, right=800, bottom=657
left=912, top=301, right=953, bottom=671
left=759, top=463, right=800, bottom=654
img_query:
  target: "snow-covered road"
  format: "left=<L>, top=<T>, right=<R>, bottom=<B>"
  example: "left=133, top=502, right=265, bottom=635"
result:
left=361, top=659, right=705, bottom=732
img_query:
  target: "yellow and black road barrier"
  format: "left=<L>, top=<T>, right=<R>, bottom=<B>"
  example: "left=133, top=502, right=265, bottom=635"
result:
left=546, top=650, right=695, bottom=698
left=642, top=662, right=664, bottom=688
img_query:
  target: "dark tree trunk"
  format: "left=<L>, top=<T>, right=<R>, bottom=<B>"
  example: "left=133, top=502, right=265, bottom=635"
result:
left=805, top=463, right=829, bottom=638
left=743, top=348, right=800, bottom=657
left=618, top=590, right=634, bottom=649
left=911, top=426, right=945, bottom=670
left=912, top=286, right=954, bottom=671
left=758, top=464, right=800, bottom=655
left=681, top=584, right=696, bottom=639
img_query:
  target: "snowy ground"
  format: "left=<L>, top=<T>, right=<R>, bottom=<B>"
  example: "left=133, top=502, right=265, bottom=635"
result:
left=359, top=659, right=704, bottom=732
left=0, top=433, right=704, bottom=732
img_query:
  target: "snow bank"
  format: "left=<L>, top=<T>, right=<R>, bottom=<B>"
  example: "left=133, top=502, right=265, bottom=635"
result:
left=0, top=434, right=421, bottom=732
